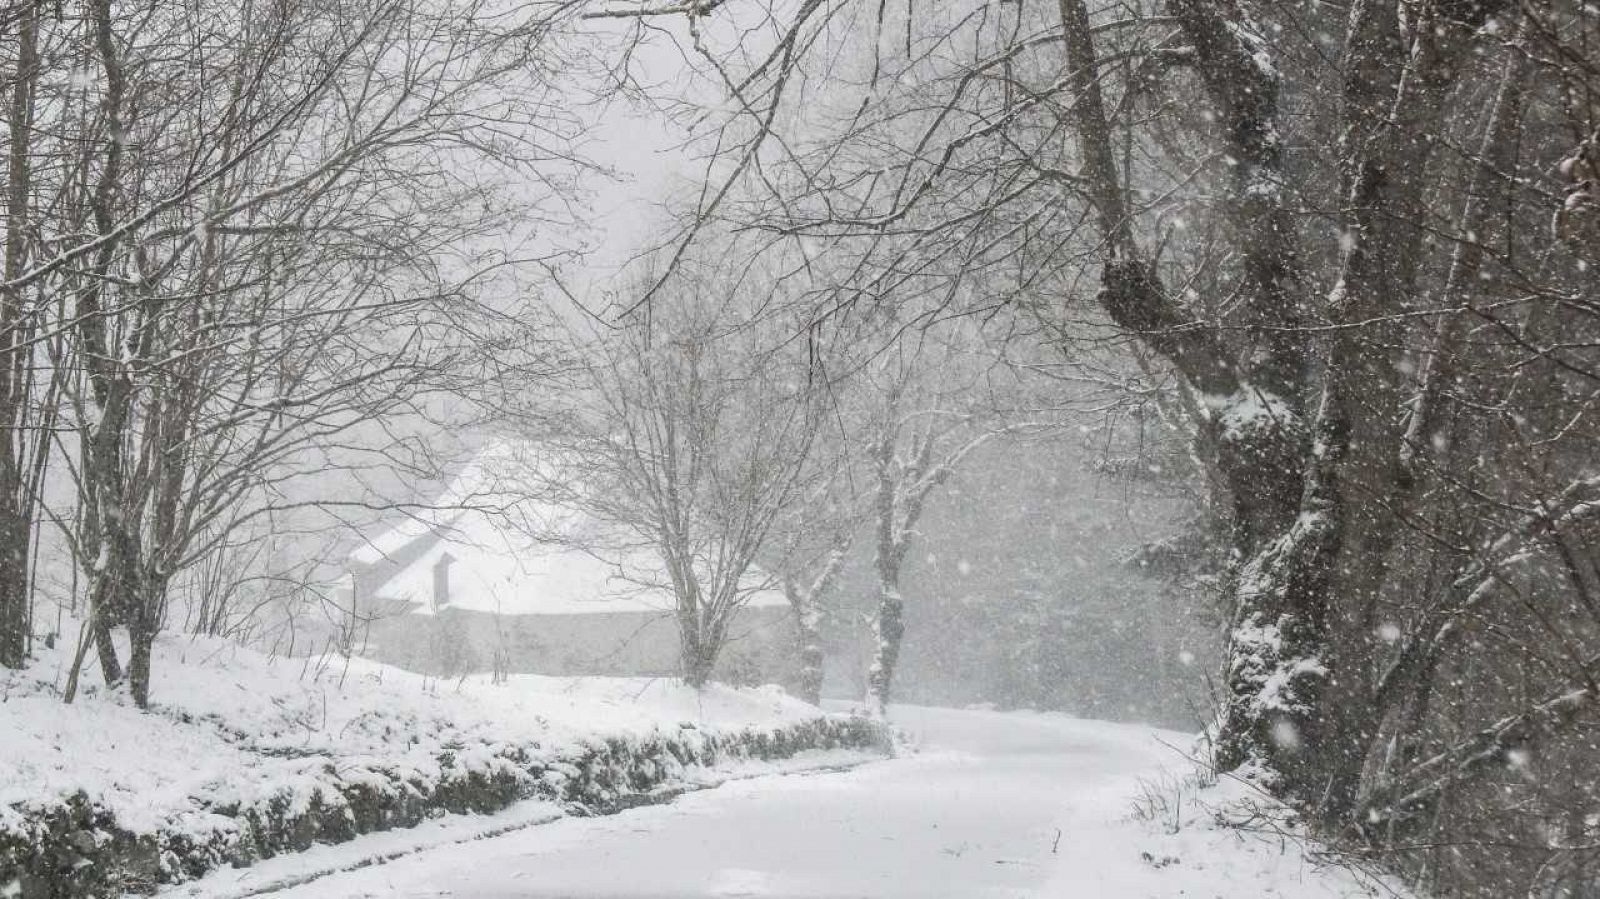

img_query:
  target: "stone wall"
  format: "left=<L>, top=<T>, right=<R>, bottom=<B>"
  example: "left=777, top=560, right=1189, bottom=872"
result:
left=1, top=715, right=882, bottom=899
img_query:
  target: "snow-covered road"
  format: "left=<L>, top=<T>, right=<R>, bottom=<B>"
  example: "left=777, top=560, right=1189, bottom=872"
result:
left=191, top=707, right=1391, bottom=898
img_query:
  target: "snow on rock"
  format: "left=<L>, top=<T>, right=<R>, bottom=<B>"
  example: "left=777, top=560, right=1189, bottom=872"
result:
left=1203, top=386, right=1298, bottom=444
left=1257, top=657, right=1329, bottom=713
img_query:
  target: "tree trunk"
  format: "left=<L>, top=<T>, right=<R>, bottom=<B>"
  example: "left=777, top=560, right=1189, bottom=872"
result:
left=0, top=0, right=40, bottom=670
left=1056, top=0, right=1319, bottom=791
left=0, top=528, right=26, bottom=668
left=128, top=618, right=153, bottom=708
left=1055, top=0, right=1500, bottom=828
left=92, top=607, right=122, bottom=685
left=679, top=613, right=716, bottom=689
left=85, top=563, right=124, bottom=685
left=681, top=644, right=715, bottom=689
left=126, top=570, right=165, bottom=708
left=785, top=580, right=825, bottom=706
left=866, top=571, right=903, bottom=718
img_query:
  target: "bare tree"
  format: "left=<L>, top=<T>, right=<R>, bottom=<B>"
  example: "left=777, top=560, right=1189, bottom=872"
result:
left=770, top=453, right=861, bottom=706
left=855, top=325, right=1037, bottom=717
left=11, top=0, right=591, bottom=707
left=536, top=257, right=831, bottom=688
left=582, top=0, right=1600, bottom=890
left=780, top=532, right=849, bottom=706
left=0, top=0, right=78, bottom=668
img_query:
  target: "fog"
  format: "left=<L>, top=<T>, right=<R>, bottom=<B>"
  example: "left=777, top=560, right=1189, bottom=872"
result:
left=3, top=1, right=1598, bottom=897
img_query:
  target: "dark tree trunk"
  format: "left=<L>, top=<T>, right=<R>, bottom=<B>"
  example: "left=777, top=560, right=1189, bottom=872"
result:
left=678, top=610, right=701, bottom=687
left=866, top=572, right=903, bottom=717
left=0, top=0, right=40, bottom=670
left=0, top=525, right=27, bottom=668
left=783, top=538, right=847, bottom=706
left=785, top=581, right=825, bottom=706
left=126, top=572, right=164, bottom=708
left=92, top=607, right=122, bottom=685
left=678, top=606, right=725, bottom=690
left=1055, top=0, right=1512, bottom=830
left=128, top=620, right=153, bottom=708
left=681, top=643, right=714, bottom=690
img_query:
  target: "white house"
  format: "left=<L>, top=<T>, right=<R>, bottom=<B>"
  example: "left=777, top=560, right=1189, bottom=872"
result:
left=346, top=442, right=797, bottom=685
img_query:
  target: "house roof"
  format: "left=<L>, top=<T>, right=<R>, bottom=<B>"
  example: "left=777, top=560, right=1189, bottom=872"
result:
left=352, top=441, right=789, bottom=617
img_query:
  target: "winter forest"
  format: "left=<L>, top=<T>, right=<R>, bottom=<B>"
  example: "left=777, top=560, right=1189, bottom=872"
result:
left=1, top=0, right=1598, bottom=897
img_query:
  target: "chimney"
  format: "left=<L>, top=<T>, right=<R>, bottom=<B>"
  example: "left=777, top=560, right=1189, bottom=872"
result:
left=432, top=551, right=456, bottom=611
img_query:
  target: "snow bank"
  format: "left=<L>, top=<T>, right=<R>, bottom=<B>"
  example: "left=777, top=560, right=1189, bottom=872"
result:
left=1099, top=768, right=1407, bottom=898
left=0, top=628, right=882, bottom=898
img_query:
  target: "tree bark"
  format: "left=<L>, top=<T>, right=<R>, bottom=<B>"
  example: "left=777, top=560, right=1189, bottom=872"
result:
left=783, top=534, right=849, bottom=706
left=680, top=626, right=714, bottom=689
left=128, top=615, right=154, bottom=709
left=785, top=579, right=826, bottom=706
left=0, top=0, right=41, bottom=669
left=866, top=573, right=903, bottom=718
left=1055, top=0, right=1509, bottom=825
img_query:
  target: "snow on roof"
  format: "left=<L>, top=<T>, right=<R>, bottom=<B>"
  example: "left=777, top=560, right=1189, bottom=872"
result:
left=348, top=507, right=461, bottom=567
left=348, top=440, right=535, bottom=567
left=354, top=441, right=788, bottom=617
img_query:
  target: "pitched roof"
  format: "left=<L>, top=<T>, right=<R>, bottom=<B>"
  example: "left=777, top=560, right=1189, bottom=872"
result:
left=352, top=441, right=789, bottom=617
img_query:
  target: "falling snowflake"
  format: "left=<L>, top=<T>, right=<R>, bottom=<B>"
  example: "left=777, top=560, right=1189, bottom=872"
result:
left=1270, top=720, right=1302, bottom=751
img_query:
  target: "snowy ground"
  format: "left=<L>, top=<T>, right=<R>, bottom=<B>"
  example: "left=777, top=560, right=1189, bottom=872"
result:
left=1, top=625, right=848, bottom=849
left=165, top=705, right=1403, bottom=899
